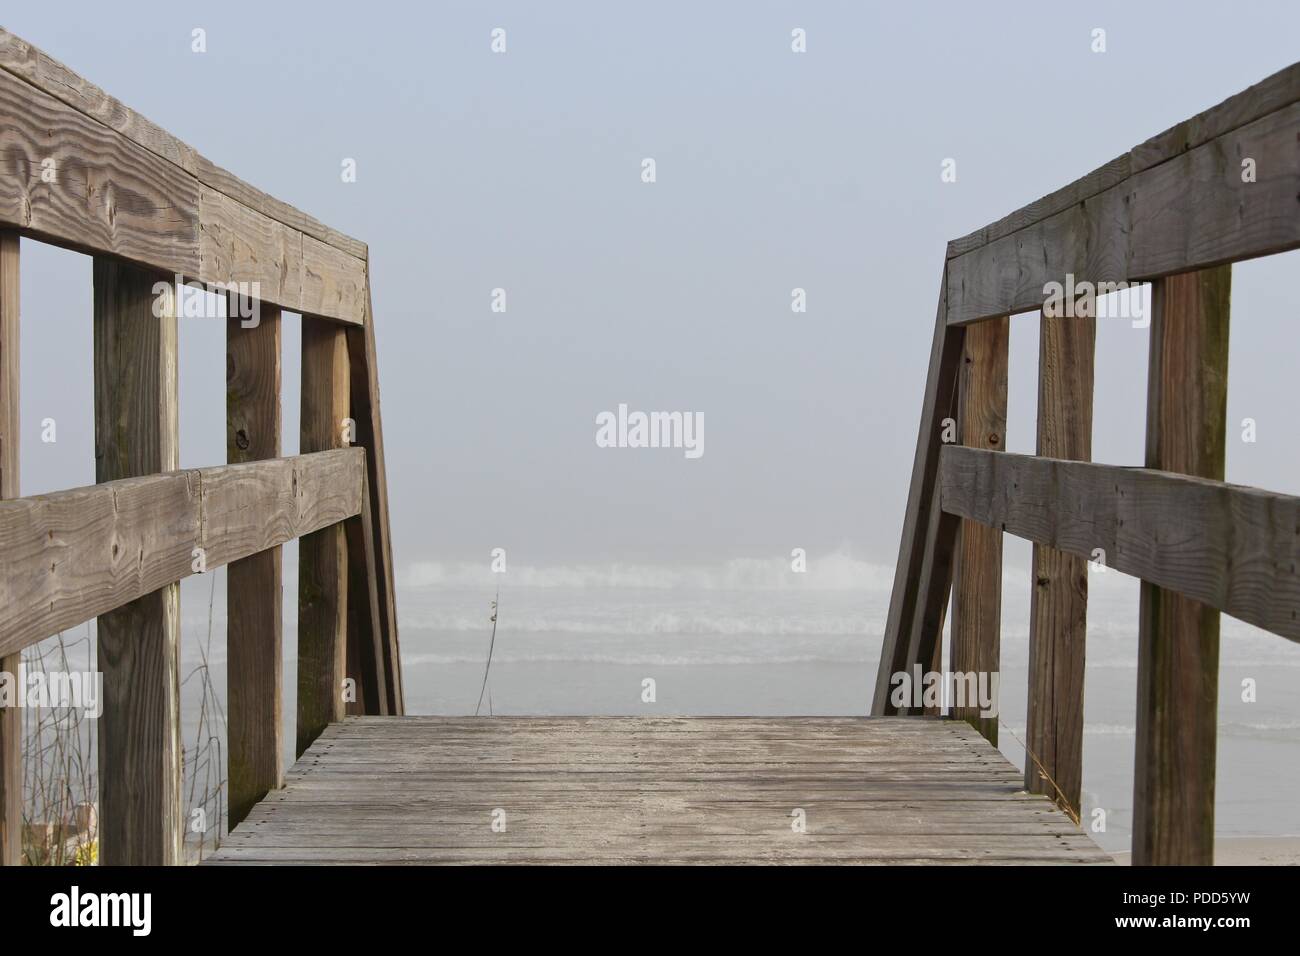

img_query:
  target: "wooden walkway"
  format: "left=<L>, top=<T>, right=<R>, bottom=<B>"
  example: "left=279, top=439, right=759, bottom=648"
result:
left=207, top=716, right=1112, bottom=865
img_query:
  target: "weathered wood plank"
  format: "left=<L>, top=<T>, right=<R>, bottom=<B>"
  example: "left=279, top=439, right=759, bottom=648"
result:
left=226, top=302, right=284, bottom=829
left=301, top=236, right=365, bottom=327
left=0, top=449, right=365, bottom=657
left=950, top=317, right=1008, bottom=743
left=0, top=28, right=366, bottom=261
left=947, top=62, right=1300, bottom=257
left=0, top=230, right=18, bottom=865
left=195, top=155, right=367, bottom=261
left=93, top=257, right=182, bottom=866
left=947, top=102, right=1300, bottom=325
left=1130, top=63, right=1300, bottom=175
left=199, top=189, right=302, bottom=315
left=1025, top=311, right=1094, bottom=817
left=872, top=266, right=963, bottom=714
left=899, top=490, right=959, bottom=714
left=208, top=847, right=1110, bottom=865
left=346, top=283, right=402, bottom=713
left=0, top=67, right=198, bottom=277
left=207, top=717, right=1110, bottom=866
left=345, top=469, right=387, bottom=715
left=1133, top=267, right=1230, bottom=866
left=938, top=443, right=1300, bottom=644
left=0, top=29, right=366, bottom=324
left=297, top=319, right=350, bottom=756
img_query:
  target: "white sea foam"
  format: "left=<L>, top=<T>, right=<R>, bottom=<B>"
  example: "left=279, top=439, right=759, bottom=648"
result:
left=400, top=549, right=894, bottom=592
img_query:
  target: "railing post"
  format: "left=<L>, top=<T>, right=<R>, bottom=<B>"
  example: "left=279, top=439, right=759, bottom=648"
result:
left=346, top=283, right=403, bottom=714
left=92, top=257, right=182, bottom=865
left=950, top=316, right=1008, bottom=743
left=345, top=468, right=387, bottom=715
left=873, top=265, right=963, bottom=715
left=1025, top=309, right=1095, bottom=816
left=0, top=231, right=20, bottom=866
left=1133, top=267, right=1230, bottom=865
left=297, top=317, right=350, bottom=756
left=226, top=298, right=284, bottom=828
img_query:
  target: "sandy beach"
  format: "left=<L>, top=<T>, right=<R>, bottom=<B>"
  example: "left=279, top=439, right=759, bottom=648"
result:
left=1110, top=837, right=1300, bottom=866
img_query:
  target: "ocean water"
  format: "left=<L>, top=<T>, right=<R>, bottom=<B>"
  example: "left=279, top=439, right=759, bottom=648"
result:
left=393, top=557, right=1300, bottom=854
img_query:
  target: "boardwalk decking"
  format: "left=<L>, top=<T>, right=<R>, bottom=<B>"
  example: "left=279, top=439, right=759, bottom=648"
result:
left=207, top=716, right=1112, bottom=865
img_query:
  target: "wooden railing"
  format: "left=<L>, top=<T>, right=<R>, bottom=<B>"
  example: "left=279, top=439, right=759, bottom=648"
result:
left=874, top=62, right=1300, bottom=865
left=0, top=28, right=402, bottom=865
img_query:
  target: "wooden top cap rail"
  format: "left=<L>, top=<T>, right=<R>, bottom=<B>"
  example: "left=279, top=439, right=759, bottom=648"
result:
left=945, top=62, right=1300, bottom=326
left=940, top=446, right=1300, bottom=644
left=0, top=448, right=366, bottom=657
left=0, top=28, right=367, bottom=325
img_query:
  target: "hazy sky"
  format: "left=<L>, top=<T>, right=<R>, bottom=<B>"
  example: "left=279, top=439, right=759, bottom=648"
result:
left=8, top=1, right=1300, bottom=576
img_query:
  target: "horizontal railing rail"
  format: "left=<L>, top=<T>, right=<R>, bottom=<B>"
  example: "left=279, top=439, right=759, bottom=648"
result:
left=0, top=448, right=367, bottom=657
left=939, top=446, right=1300, bottom=643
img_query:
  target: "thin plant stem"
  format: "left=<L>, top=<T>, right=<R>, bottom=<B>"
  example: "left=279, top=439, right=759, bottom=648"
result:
left=475, top=591, right=500, bottom=717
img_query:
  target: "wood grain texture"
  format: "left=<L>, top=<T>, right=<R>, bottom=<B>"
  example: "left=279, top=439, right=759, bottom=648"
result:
left=901, top=491, right=960, bottom=715
left=346, top=282, right=402, bottom=713
left=0, top=28, right=366, bottom=261
left=226, top=303, right=284, bottom=828
left=1133, top=267, right=1230, bottom=866
left=301, top=236, right=365, bottom=327
left=947, top=62, right=1300, bottom=258
left=196, top=189, right=363, bottom=325
left=0, top=231, right=18, bottom=865
left=0, top=67, right=198, bottom=277
left=200, top=189, right=302, bottom=313
left=938, top=446, right=1300, bottom=643
left=206, top=717, right=1112, bottom=865
left=872, top=266, right=963, bottom=715
left=947, top=102, right=1300, bottom=325
left=949, top=318, right=1008, bottom=744
left=93, top=256, right=182, bottom=866
left=298, top=319, right=350, bottom=756
left=0, top=449, right=365, bottom=657
left=345, top=469, right=387, bottom=716
left=0, top=29, right=366, bottom=324
left=1025, top=312, right=1094, bottom=815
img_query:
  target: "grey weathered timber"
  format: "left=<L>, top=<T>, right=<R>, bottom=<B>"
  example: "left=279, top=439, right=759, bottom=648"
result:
left=872, top=267, right=963, bottom=715
left=947, top=63, right=1300, bottom=258
left=901, top=490, right=960, bottom=711
left=949, top=317, right=1008, bottom=743
left=937, top=435, right=1300, bottom=647
left=298, top=318, right=351, bottom=756
left=1025, top=311, right=1094, bottom=817
left=0, top=29, right=364, bottom=259
left=0, top=449, right=366, bottom=657
left=345, top=469, right=388, bottom=715
left=93, top=257, right=182, bottom=866
left=206, top=717, right=1112, bottom=865
left=0, top=230, right=18, bottom=865
left=1134, top=267, right=1230, bottom=866
left=946, top=101, right=1300, bottom=325
left=0, top=28, right=366, bottom=324
left=346, top=282, right=403, bottom=713
left=226, top=301, right=284, bottom=828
